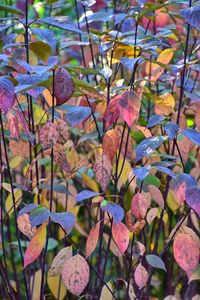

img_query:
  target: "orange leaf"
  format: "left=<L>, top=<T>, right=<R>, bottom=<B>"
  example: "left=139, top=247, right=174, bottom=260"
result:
left=93, top=154, right=112, bottom=191
left=134, top=263, right=148, bottom=289
left=173, top=233, right=200, bottom=278
left=86, top=222, right=100, bottom=257
left=103, top=129, right=120, bottom=161
left=112, top=222, right=129, bottom=255
left=61, top=254, right=90, bottom=296
left=24, top=224, right=47, bottom=268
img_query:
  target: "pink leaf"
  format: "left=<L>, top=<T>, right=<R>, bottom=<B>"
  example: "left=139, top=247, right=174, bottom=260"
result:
left=93, top=153, right=112, bottom=191
left=148, top=185, right=164, bottom=209
left=61, top=254, right=90, bottom=296
left=131, top=193, right=151, bottom=220
left=112, top=222, right=129, bottom=255
left=86, top=222, right=100, bottom=257
left=173, top=233, right=200, bottom=278
left=134, top=263, right=148, bottom=289
left=117, top=91, right=140, bottom=128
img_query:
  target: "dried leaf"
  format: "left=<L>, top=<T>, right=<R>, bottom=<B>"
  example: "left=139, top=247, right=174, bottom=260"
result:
left=24, top=224, right=47, bottom=268
left=112, top=222, right=129, bottom=255
left=49, top=246, right=73, bottom=276
left=17, top=213, right=36, bottom=239
left=93, top=154, right=112, bottom=191
left=61, top=254, right=90, bottom=296
left=86, top=222, right=100, bottom=257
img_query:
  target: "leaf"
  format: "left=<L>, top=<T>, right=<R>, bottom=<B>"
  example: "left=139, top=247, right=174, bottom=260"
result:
left=147, top=114, right=165, bottom=128
left=76, top=190, right=100, bottom=203
left=5, top=189, right=22, bottom=216
left=31, top=28, right=57, bottom=52
left=185, top=186, right=200, bottom=217
left=100, top=280, right=114, bottom=300
left=146, top=208, right=158, bottom=225
left=0, top=77, right=15, bottom=114
left=131, top=193, right=151, bottom=219
left=155, top=93, right=175, bottom=115
left=93, top=154, right=112, bottom=191
left=100, top=200, right=124, bottom=224
left=0, top=5, right=23, bottom=15
left=181, top=5, right=200, bottom=30
left=146, top=254, right=166, bottom=271
left=145, top=48, right=174, bottom=82
left=18, top=204, right=39, bottom=217
left=24, top=224, right=47, bottom=268
left=47, top=274, right=67, bottom=300
left=163, top=122, right=179, bottom=140
left=117, top=91, right=141, bottom=127
left=49, top=246, right=73, bottom=276
left=55, top=67, right=74, bottom=105
left=134, top=263, right=148, bottom=289
left=61, top=254, right=90, bottom=296
left=33, top=104, right=47, bottom=125
left=173, top=233, right=200, bottom=278
left=189, top=265, right=200, bottom=283
left=40, top=17, right=82, bottom=34
left=148, top=185, right=164, bottom=209
left=65, top=106, right=91, bottom=126
left=29, top=41, right=51, bottom=62
left=17, top=213, right=36, bottom=239
left=103, top=129, right=120, bottom=161
left=29, top=206, right=50, bottom=227
left=50, top=212, right=76, bottom=234
left=182, top=129, right=200, bottom=147
left=133, top=166, right=151, bottom=181
left=104, top=96, right=120, bottom=129
left=135, top=136, right=166, bottom=162
left=30, top=270, right=42, bottom=300
left=39, top=122, right=58, bottom=149
left=86, top=222, right=100, bottom=257
left=112, top=222, right=129, bottom=255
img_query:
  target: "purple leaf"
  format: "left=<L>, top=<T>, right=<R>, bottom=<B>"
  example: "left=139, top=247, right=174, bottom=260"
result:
left=182, top=129, right=200, bottom=146
left=76, top=190, right=101, bottom=203
left=147, top=114, right=165, bottom=128
left=65, top=106, right=91, bottom=126
left=133, top=166, right=151, bottom=181
left=0, top=77, right=15, bottom=114
left=100, top=200, right=124, bottom=224
left=185, top=186, right=200, bottom=217
left=29, top=206, right=50, bottom=227
left=136, top=136, right=166, bottom=162
left=18, top=204, right=39, bottom=217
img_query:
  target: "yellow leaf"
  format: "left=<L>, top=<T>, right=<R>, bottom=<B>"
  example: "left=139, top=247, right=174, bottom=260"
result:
left=108, top=43, right=140, bottom=64
left=33, top=104, right=47, bottom=125
left=5, top=189, right=22, bottom=216
left=155, top=93, right=175, bottom=115
left=47, top=273, right=67, bottom=300
left=10, top=156, right=22, bottom=169
left=113, top=158, right=132, bottom=185
left=167, top=189, right=180, bottom=211
left=82, top=173, right=99, bottom=192
left=29, top=41, right=51, bottom=62
left=30, top=270, right=42, bottom=300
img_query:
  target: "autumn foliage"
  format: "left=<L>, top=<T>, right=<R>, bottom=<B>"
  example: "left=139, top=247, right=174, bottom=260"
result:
left=0, top=0, right=200, bottom=299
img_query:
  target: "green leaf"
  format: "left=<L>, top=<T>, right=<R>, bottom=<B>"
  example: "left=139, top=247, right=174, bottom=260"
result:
left=29, top=41, right=51, bottom=62
left=0, top=5, right=23, bottom=15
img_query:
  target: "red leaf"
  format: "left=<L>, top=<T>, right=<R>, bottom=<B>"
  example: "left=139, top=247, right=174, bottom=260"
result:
left=117, top=91, right=140, bottom=128
left=54, top=66, right=74, bottom=105
left=24, top=224, right=47, bottom=268
left=86, top=222, right=100, bottom=257
left=112, top=222, right=129, bottom=255
left=134, top=263, right=148, bottom=289
left=173, top=233, right=200, bottom=278
left=0, top=77, right=15, bottom=114
left=61, top=254, right=90, bottom=296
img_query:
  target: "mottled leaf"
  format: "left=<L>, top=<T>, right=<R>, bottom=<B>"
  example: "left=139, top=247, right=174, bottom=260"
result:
left=93, top=154, right=112, bottom=191
left=49, top=246, right=73, bottom=276
left=135, top=136, right=166, bottom=162
left=134, top=263, right=148, bottom=289
left=185, top=186, right=200, bottom=217
left=147, top=114, right=165, bottom=128
left=0, top=77, right=15, bottom=114
left=65, top=106, right=91, bottom=126
left=61, top=254, right=90, bottom=296
left=103, top=129, right=120, bottom=160
left=55, top=67, right=74, bottom=105
left=118, top=91, right=141, bottom=127
left=131, top=193, right=151, bottom=219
